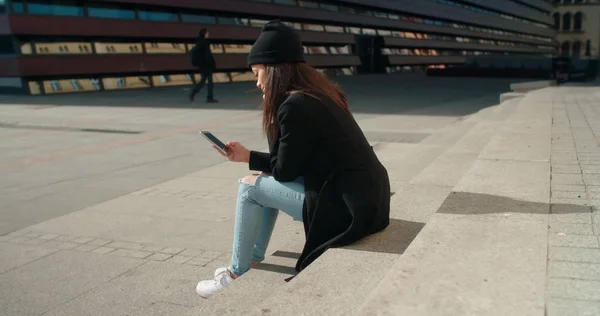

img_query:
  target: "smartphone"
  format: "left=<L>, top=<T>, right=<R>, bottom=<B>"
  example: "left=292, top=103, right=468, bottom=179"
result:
left=199, top=131, right=228, bottom=155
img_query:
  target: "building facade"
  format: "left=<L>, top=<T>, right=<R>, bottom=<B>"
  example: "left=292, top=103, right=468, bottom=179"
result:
left=0, top=0, right=556, bottom=95
left=552, top=0, right=600, bottom=58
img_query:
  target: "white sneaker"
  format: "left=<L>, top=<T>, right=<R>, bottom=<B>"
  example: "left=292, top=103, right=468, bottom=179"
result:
left=196, top=268, right=235, bottom=298
left=214, top=266, right=228, bottom=278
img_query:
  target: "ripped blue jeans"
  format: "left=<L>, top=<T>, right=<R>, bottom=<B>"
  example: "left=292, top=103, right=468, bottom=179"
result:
left=230, top=174, right=305, bottom=276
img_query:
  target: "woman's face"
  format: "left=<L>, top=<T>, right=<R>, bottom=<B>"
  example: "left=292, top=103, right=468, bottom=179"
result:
left=252, top=64, right=266, bottom=99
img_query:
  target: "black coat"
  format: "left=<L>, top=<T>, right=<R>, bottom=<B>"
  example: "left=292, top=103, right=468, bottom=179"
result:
left=248, top=92, right=391, bottom=272
left=190, top=37, right=216, bottom=73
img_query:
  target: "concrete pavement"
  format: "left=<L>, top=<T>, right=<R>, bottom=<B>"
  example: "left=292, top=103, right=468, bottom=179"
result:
left=1, top=75, right=599, bottom=315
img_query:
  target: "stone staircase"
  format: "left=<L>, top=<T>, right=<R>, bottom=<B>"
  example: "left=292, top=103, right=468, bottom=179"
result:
left=185, top=89, right=553, bottom=315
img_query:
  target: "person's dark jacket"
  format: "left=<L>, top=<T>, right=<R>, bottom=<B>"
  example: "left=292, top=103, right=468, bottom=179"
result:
left=248, top=92, right=391, bottom=273
left=190, top=36, right=216, bottom=73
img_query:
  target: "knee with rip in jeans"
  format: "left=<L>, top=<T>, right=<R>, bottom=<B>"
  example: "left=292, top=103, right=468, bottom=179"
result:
left=240, top=174, right=260, bottom=186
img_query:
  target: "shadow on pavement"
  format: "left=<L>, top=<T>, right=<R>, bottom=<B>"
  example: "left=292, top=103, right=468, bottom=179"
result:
left=0, top=74, right=523, bottom=117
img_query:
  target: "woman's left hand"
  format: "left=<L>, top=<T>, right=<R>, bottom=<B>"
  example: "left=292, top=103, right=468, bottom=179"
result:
left=218, top=141, right=250, bottom=163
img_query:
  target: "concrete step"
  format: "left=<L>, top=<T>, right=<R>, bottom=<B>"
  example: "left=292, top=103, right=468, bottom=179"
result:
left=186, top=96, right=524, bottom=315
left=218, top=98, right=523, bottom=315
left=355, top=94, right=552, bottom=315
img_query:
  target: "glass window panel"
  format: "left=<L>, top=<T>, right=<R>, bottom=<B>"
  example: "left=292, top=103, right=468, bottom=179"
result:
left=342, top=67, right=355, bottom=75
left=181, top=14, right=216, bottom=24
left=218, top=17, right=247, bottom=25
left=195, top=73, right=229, bottom=83
left=362, top=28, right=377, bottom=35
left=88, top=7, right=135, bottom=19
left=346, top=26, right=361, bottom=34
left=308, top=46, right=328, bottom=54
left=320, top=4, right=338, bottom=11
left=391, top=31, right=405, bottom=37
left=388, top=13, right=400, bottom=20
left=355, top=9, right=372, bottom=16
left=303, top=24, right=324, bottom=32
left=338, top=6, right=354, bottom=14
left=152, top=74, right=194, bottom=87
left=11, top=1, right=25, bottom=13
left=20, top=42, right=33, bottom=55
left=144, top=42, right=186, bottom=54
left=95, top=42, right=142, bottom=54
left=28, top=2, right=83, bottom=16
left=377, top=29, right=391, bottom=36
left=43, top=78, right=102, bottom=94
left=103, top=76, right=152, bottom=90
left=373, top=11, right=388, bottom=18
left=138, top=11, right=178, bottom=22
left=284, top=22, right=302, bottom=30
left=28, top=81, right=42, bottom=95
left=324, top=25, right=344, bottom=33
left=223, top=44, right=251, bottom=53
left=36, top=42, right=92, bottom=55
left=273, top=0, right=296, bottom=5
left=230, top=72, right=255, bottom=82
left=298, top=0, right=319, bottom=8
left=250, top=19, right=269, bottom=28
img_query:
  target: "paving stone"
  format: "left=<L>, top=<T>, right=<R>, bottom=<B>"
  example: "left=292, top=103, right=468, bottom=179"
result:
left=552, top=165, right=582, bottom=174
left=552, top=174, right=584, bottom=185
left=54, top=235, right=76, bottom=242
left=550, top=261, right=600, bottom=281
left=198, top=250, right=223, bottom=259
left=41, top=240, right=65, bottom=248
left=24, top=232, right=43, bottom=238
left=74, top=244, right=100, bottom=252
left=107, top=241, right=145, bottom=250
left=166, top=255, right=193, bottom=264
left=552, top=184, right=587, bottom=192
left=550, top=246, right=600, bottom=264
left=186, top=256, right=212, bottom=266
left=39, top=233, right=60, bottom=240
left=550, top=234, right=600, bottom=248
left=0, top=236, right=14, bottom=242
left=160, top=247, right=185, bottom=255
left=581, top=166, right=600, bottom=174
left=6, top=230, right=30, bottom=237
left=179, top=249, right=204, bottom=257
left=8, top=236, right=32, bottom=244
left=141, top=245, right=166, bottom=252
left=88, top=239, right=112, bottom=246
left=548, top=278, right=600, bottom=300
left=549, top=222, right=595, bottom=235
left=0, top=250, right=143, bottom=316
left=146, top=253, right=173, bottom=261
left=547, top=298, right=600, bottom=316
left=551, top=197, right=590, bottom=206
left=72, top=237, right=96, bottom=244
left=21, top=238, right=46, bottom=245
left=584, top=175, right=600, bottom=186
left=0, top=243, right=61, bottom=274
left=57, top=242, right=79, bottom=250
left=552, top=191, right=587, bottom=200
left=110, top=249, right=153, bottom=259
left=588, top=186, right=600, bottom=193
left=92, top=247, right=116, bottom=254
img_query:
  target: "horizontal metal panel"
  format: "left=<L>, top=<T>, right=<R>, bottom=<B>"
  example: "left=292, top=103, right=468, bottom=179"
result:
left=387, top=55, right=467, bottom=65
left=1, top=54, right=360, bottom=77
left=338, top=0, right=555, bottom=38
left=5, top=15, right=355, bottom=44
left=458, top=0, right=552, bottom=24
left=383, top=37, right=556, bottom=54
left=516, top=0, right=554, bottom=13
left=91, top=0, right=555, bottom=40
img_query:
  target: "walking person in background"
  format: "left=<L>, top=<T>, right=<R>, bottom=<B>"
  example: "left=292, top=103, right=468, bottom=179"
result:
left=195, top=20, right=390, bottom=298
left=189, top=28, right=218, bottom=103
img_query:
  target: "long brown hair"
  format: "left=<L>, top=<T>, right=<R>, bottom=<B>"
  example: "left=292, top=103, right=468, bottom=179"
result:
left=262, top=63, right=350, bottom=139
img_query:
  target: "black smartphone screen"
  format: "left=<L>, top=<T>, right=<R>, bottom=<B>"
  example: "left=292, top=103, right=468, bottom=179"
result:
left=200, top=131, right=227, bottom=150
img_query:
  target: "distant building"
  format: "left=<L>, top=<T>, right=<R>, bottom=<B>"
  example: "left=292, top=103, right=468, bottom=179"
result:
left=552, top=0, right=600, bottom=58
left=0, top=0, right=556, bottom=95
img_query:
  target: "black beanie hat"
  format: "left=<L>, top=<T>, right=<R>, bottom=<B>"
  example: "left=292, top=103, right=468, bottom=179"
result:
left=247, top=20, right=305, bottom=67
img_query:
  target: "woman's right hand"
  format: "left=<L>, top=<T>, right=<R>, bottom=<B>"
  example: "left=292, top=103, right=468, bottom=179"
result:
left=217, top=141, right=250, bottom=163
